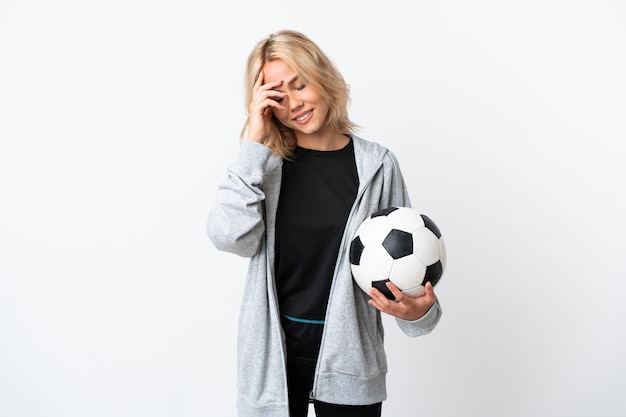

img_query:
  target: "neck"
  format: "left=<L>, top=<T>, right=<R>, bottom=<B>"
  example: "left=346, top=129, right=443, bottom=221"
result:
left=296, top=130, right=349, bottom=151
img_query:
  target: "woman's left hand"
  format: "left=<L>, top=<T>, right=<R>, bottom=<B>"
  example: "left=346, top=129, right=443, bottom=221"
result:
left=368, top=281, right=436, bottom=321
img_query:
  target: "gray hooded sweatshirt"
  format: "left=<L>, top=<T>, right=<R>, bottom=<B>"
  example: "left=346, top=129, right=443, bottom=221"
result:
left=207, top=136, right=442, bottom=417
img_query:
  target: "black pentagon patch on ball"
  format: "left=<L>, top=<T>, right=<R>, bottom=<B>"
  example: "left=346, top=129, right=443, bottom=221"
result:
left=421, top=214, right=442, bottom=239
left=422, top=260, right=443, bottom=287
left=349, top=236, right=365, bottom=265
left=371, top=206, right=399, bottom=218
left=382, top=229, right=413, bottom=259
left=372, top=279, right=395, bottom=300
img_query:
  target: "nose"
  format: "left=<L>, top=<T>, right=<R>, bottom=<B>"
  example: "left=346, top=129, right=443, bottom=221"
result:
left=290, top=95, right=304, bottom=112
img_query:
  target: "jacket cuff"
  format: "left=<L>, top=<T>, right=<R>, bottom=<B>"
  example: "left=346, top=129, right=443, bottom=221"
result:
left=395, top=299, right=442, bottom=337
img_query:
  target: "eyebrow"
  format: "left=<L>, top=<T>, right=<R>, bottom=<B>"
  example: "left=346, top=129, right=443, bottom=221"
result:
left=274, top=75, right=301, bottom=92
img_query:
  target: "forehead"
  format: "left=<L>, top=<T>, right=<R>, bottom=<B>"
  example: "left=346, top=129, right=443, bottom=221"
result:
left=262, top=59, right=297, bottom=84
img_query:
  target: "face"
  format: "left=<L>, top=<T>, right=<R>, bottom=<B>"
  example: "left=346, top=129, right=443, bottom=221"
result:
left=262, top=59, right=332, bottom=142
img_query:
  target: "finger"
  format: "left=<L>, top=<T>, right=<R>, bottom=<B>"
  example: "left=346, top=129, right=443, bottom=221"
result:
left=368, top=287, right=386, bottom=303
left=253, top=72, right=282, bottom=97
left=368, top=288, right=391, bottom=309
left=422, top=281, right=436, bottom=299
left=260, top=97, right=285, bottom=112
left=251, top=86, right=285, bottom=105
left=254, top=71, right=264, bottom=88
left=368, top=288, right=400, bottom=314
left=368, top=296, right=394, bottom=314
left=258, top=78, right=283, bottom=92
left=368, top=296, right=400, bottom=316
left=385, top=281, right=405, bottom=302
left=264, top=89, right=286, bottom=102
left=250, top=93, right=286, bottom=116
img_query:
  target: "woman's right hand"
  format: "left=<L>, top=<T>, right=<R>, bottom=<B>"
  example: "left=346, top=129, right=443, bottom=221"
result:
left=247, top=71, right=286, bottom=144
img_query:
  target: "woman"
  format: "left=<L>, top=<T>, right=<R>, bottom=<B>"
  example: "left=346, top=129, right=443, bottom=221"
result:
left=207, top=29, right=442, bottom=417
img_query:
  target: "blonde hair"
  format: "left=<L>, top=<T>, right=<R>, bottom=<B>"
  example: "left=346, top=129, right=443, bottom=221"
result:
left=240, top=30, right=358, bottom=159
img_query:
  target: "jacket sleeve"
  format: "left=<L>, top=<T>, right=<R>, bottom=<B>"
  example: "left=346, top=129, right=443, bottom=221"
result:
left=379, top=150, right=412, bottom=209
left=206, top=139, right=274, bottom=258
left=383, top=149, right=444, bottom=337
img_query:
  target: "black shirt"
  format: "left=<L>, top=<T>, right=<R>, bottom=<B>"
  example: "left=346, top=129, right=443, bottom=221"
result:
left=275, top=139, right=358, bottom=361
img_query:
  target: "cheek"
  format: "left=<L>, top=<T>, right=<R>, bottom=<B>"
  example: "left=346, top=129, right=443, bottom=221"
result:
left=272, top=102, right=289, bottom=119
left=271, top=107, right=289, bottom=123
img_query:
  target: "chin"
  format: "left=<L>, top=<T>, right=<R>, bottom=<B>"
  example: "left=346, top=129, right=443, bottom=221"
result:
left=297, top=122, right=322, bottom=135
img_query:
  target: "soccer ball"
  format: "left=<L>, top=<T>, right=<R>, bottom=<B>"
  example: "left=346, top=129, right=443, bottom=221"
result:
left=349, top=206, right=446, bottom=300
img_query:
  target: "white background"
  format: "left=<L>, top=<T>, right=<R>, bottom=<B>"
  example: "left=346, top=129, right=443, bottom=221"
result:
left=1, top=1, right=625, bottom=416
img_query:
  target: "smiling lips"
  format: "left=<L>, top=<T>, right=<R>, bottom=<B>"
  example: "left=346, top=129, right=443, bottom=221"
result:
left=294, top=110, right=313, bottom=124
